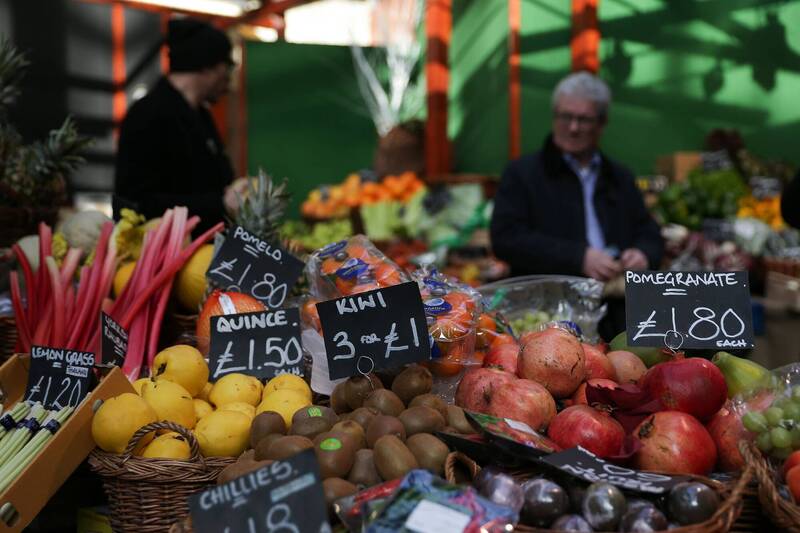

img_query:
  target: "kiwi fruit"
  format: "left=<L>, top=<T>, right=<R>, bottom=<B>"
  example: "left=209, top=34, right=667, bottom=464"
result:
left=398, top=406, right=445, bottom=436
left=217, top=459, right=273, bottom=485
left=292, top=405, right=338, bottom=426
left=290, top=416, right=332, bottom=440
left=373, top=435, right=418, bottom=481
left=347, top=449, right=381, bottom=488
left=406, top=433, right=449, bottom=475
left=330, top=382, right=350, bottom=414
left=409, top=393, right=448, bottom=419
left=315, top=434, right=357, bottom=480
left=249, top=411, right=286, bottom=449
left=264, top=435, right=314, bottom=461
left=322, top=478, right=358, bottom=513
left=366, top=415, right=406, bottom=447
left=445, top=405, right=474, bottom=434
left=346, top=407, right=379, bottom=429
left=253, top=433, right=284, bottom=461
left=363, top=389, right=405, bottom=417
left=344, top=373, right=384, bottom=410
left=391, top=365, right=433, bottom=404
left=331, top=420, right=367, bottom=450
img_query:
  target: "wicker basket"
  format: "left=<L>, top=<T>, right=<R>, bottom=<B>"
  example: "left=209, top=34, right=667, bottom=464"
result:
left=740, top=441, right=800, bottom=532
left=0, top=315, right=17, bottom=362
left=89, top=421, right=234, bottom=533
left=444, top=452, right=750, bottom=533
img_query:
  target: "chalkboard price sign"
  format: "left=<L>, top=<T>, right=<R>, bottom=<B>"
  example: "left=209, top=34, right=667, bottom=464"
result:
left=101, top=312, right=128, bottom=367
left=625, top=270, right=754, bottom=350
left=209, top=308, right=304, bottom=381
left=188, top=448, right=330, bottom=533
left=25, top=346, right=95, bottom=409
left=541, top=446, right=688, bottom=494
left=316, top=282, right=430, bottom=380
left=206, top=225, right=305, bottom=309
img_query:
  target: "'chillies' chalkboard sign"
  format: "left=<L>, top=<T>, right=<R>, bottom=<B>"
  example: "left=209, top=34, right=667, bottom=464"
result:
left=206, top=225, right=304, bottom=309
left=25, top=346, right=95, bottom=409
left=541, top=446, right=688, bottom=494
left=624, top=270, right=754, bottom=350
left=188, top=448, right=330, bottom=533
left=208, top=308, right=304, bottom=381
left=101, top=312, right=128, bottom=368
left=316, top=282, right=430, bottom=380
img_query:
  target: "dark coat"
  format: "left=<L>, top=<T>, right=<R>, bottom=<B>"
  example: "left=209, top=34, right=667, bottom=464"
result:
left=113, top=77, right=233, bottom=234
left=781, top=169, right=800, bottom=229
left=490, top=135, right=664, bottom=277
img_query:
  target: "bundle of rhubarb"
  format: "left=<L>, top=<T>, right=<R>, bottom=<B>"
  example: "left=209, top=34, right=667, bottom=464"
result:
left=10, top=220, right=116, bottom=354
left=100, top=207, right=223, bottom=380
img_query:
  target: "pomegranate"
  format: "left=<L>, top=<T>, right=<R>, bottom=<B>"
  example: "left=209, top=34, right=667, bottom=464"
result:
left=517, top=327, right=586, bottom=398
left=606, top=351, right=647, bottom=384
left=634, top=411, right=717, bottom=475
left=487, top=378, right=556, bottom=431
left=707, top=392, right=775, bottom=472
left=571, top=378, right=619, bottom=406
left=583, top=343, right=616, bottom=381
left=484, top=342, right=520, bottom=374
left=455, top=367, right=515, bottom=413
left=640, top=356, right=727, bottom=421
left=547, top=405, right=625, bottom=459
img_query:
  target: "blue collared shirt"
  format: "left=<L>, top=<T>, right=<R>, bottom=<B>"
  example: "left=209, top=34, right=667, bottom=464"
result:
left=563, top=152, right=605, bottom=250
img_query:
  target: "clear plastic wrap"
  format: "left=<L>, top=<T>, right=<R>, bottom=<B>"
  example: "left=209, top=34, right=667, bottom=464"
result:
left=304, top=235, right=411, bottom=301
left=477, top=275, right=607, bottom=343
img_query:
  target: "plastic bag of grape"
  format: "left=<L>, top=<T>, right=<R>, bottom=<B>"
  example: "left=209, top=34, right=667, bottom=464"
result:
left=733, top=362, right=800, bottom=468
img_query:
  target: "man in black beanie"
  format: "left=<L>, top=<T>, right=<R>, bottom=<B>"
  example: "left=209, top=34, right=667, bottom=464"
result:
left=114, top=18, right=236, bottom=234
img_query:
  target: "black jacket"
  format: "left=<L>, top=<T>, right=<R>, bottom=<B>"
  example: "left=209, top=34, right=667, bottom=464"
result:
left=491, top=136, right=663, bottom=276
left=114, top=77, right=233, bottom=234
left=781, top=169, right=800, bottom=229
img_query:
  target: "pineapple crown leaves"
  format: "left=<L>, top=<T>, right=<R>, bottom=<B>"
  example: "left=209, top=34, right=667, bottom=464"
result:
left=27, top=116, right=93, bottom=180
left=232, top=168, right=291, bottom=242
left=0, top=38, right=29, bottom=115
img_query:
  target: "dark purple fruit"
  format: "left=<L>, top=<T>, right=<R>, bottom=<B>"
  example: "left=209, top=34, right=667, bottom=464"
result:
left=521, top=478, right=568, bottom=527
left=551, top=514, right=592, bottom=532
left=581, top=482, right=627, bottom=531
left=478, top=472, right=524, bottom=513
left=619, top=505, right=668, bottom=532
left=473, top=466, right=504, bottom=493
left=567, top=483, right=586, bottom=513
left=667, top=482, right=720, bottom=525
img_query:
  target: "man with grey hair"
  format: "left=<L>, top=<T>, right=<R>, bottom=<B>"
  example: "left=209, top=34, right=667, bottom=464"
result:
left=490, top=71, right=663, bottom=338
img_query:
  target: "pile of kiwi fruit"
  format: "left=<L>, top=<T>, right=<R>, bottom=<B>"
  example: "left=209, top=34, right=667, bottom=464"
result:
left=217, top=365, right=474, bottom=512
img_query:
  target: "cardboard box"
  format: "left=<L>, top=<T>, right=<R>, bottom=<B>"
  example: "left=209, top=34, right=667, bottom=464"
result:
left=656, top=152, right=701, bottom=182
left=0, top=355, right=133, bottom=532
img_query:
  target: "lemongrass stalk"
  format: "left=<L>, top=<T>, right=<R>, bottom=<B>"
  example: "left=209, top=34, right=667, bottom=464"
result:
left=0, top=405, right=46, bottom=468
left=0, top=406, right=73, bottom=493
left=0, top=403, right=31, bottom=442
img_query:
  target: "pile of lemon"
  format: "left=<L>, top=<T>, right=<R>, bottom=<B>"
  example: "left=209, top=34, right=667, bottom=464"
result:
left=91, top=344, right=312, bottom=460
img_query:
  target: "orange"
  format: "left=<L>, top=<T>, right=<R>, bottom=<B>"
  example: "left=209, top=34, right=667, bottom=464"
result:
left=375, top=263, right=403, bottom=287
left=443, top=292, right=476, bottom=313
left=321, top=257, right=342, bottom=276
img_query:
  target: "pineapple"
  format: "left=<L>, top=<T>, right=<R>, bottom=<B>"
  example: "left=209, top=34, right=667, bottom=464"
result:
left=230, top=169, right=292, bottom=246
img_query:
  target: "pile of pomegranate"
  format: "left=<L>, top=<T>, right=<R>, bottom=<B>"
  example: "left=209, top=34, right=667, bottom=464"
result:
left=455, top=325, right=747, bottom=476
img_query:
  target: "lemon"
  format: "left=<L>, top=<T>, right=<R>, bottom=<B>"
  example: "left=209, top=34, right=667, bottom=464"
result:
left=132, top=378, right=151, bottom=395
left=153, top=344, right=209, bottom=397
left=263, top=374, right=311, bottom=403
left=113, top=261, right=137, bottom=298
left=175, top=244, right=214, bottom=312
left=193, top=398, right=214, bottom=420
left=197, top=382, right=213, bottom=401
left=220, top=401, right=256, bottom=420
left=209, top=374, right=262, bottom=407
left=256, top=389, right=310, bottom=429
left=195, top=410, right=251, bottom=457
left=141, top=432, right=191, bottom=460
left=92, top=393, right=157, bottom=453
left=141, top=380, right=197, bottom=429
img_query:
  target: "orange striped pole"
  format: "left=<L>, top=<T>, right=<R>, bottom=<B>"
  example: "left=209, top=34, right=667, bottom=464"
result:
left=111, top=3, right=126, bottom=138
left=571, top=0, right=600, bottom=73
left=508, top=0, right=521, bottom=159
left=425, top=0, right=451, bottom=178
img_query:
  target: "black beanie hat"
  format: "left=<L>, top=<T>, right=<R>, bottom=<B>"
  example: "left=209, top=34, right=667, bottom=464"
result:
left=167, top=18, right=233, bottom=73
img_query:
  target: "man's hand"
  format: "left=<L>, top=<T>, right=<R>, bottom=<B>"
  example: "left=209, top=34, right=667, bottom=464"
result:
left=582, top=248, right=621, bottom=281
left=621, top=248, right=649, bottom=271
